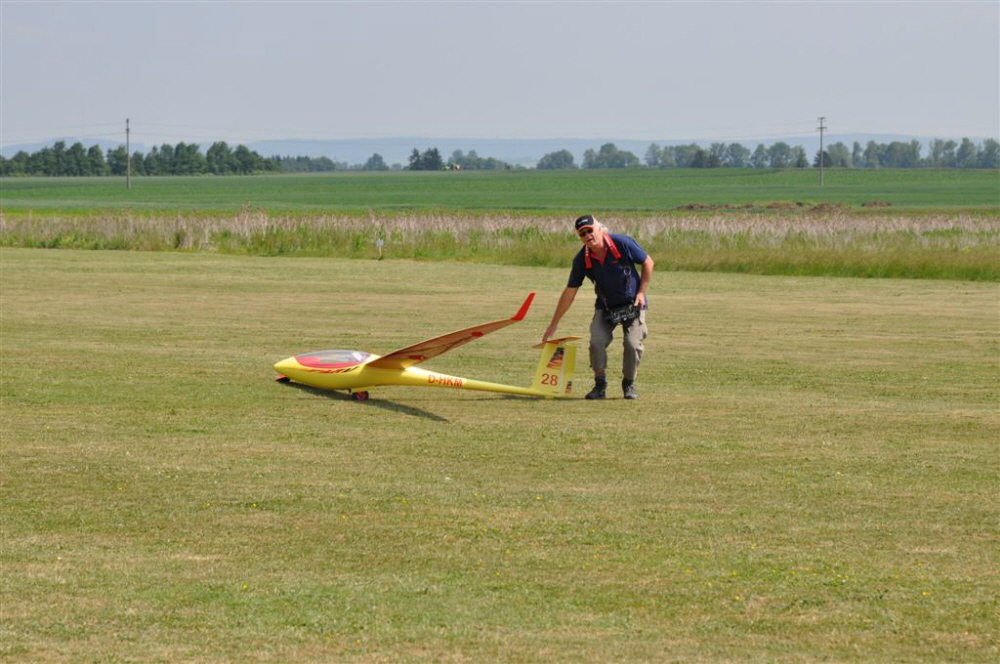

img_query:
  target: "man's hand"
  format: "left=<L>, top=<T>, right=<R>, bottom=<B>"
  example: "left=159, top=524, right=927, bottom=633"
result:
left=633, top=292, right=646, bottom=309
left=542, top=322, right=559, bottom=343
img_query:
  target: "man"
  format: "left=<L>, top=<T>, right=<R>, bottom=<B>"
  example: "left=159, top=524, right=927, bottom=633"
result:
left=542, top=214, right=654, bottom=400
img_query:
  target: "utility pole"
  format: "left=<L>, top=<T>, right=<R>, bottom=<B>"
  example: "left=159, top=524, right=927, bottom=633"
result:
left=817, top=116, right=826, bottom=186
left=126, top=118, right=131, bottom=189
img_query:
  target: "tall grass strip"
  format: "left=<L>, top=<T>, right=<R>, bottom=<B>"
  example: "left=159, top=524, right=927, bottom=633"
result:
left=2, top=210, right=997, bottom=280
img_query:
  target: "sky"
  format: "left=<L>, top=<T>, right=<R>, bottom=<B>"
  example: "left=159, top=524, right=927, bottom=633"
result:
left=2, top=0, right=998, bottom=150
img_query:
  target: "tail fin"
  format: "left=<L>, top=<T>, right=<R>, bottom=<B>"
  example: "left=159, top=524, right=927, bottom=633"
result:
left=530, top=338, right=579, bottom=397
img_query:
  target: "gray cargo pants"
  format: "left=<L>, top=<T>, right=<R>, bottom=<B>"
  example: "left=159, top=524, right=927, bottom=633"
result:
left=589, top=308, right=647, bottom=381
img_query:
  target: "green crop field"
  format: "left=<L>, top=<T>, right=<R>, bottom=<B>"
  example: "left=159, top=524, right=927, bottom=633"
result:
left=2, top=168, right=999, bottom=214
left=2, top=169, right=999, bottom=281
left=2, top=249, right=997, bottom=662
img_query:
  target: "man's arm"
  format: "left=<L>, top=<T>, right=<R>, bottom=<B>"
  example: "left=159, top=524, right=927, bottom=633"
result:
left=542, top=287, right=579, bottom=342
left=634, top=255, right=654, bottom=308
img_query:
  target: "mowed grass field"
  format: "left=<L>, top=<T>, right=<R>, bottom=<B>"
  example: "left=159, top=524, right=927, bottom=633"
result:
left=2, top=248, right=997, bottom=662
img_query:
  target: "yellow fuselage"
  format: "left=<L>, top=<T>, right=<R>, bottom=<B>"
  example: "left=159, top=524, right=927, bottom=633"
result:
left=273, top=354, right=547, bottom=397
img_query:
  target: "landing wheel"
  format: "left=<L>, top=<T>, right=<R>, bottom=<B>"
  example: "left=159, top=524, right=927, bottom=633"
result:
left=351, top=391, right=370, bottom=401
left=275, top=375, right=291, bottom=383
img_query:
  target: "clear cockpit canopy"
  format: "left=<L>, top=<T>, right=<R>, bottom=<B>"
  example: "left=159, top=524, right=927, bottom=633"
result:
left=295, top=350, right=372, bottom=368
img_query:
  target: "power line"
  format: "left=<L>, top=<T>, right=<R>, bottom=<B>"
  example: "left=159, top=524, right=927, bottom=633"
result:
left=1, top=122, right=123, bottom=137
left=4, top=118, right=827, bottom=147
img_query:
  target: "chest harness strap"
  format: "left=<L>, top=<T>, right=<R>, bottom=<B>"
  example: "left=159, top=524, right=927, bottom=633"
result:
left=584, top=235, right=621, bottom=270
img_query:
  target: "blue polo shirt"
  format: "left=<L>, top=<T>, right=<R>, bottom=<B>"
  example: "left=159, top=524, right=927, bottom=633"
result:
left=568, top=233, right=648, bottom=310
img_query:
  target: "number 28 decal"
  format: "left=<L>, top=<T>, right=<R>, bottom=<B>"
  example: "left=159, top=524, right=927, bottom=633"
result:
left=541, top=373, right=559, bottom=386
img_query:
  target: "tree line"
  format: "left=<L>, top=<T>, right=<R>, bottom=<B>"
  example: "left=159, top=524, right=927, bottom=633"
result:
left=538, top=138, right=998, bottom=170
left=407, top=148, right=516, bottom=171
left=2, top=136, right=996, bottom=177
left=0, top=141, right=281, bottom=177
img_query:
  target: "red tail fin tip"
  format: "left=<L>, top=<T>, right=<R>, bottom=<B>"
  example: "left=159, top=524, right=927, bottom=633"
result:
left=512, top=292, right=535, bottom=321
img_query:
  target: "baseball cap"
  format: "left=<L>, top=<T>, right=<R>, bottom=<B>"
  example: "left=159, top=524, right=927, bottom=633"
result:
left=574, top=214, right=596, bottom=231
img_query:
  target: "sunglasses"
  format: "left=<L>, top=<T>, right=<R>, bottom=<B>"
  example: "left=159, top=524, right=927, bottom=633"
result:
left=577, top=228, right=595, bottom=238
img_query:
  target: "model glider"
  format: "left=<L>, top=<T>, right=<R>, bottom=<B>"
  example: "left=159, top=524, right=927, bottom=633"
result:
left=274, top=292, right=579, bottom=401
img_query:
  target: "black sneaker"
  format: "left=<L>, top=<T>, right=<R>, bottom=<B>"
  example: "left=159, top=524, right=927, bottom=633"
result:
left=622, top=380, right=638, bottom=400
left=585, top=377, right=607, bottom=400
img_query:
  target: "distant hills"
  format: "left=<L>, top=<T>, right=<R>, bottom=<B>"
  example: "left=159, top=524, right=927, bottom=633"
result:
left=2, top=133, right=992, bottom=167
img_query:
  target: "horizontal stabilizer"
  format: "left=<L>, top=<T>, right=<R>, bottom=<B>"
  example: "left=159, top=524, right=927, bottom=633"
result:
left=532, top=335, right=581, bottom=350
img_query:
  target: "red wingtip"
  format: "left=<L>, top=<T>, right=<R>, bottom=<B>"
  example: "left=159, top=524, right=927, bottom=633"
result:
left=511, top=292, right=535, bottom=321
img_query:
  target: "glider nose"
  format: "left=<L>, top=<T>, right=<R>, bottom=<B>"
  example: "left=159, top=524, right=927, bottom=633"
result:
left=274, top=356, right=298, bottom=375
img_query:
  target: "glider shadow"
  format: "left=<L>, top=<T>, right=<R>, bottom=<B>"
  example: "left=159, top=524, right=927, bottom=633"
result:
left=280, top=381, right=450, bottom=422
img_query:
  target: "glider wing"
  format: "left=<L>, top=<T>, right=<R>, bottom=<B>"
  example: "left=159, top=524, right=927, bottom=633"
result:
left=366, top=292, right=535, bottom=370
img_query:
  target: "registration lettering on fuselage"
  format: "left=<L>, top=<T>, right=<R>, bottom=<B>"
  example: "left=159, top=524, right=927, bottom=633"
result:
left=427, top=374, right=464, bottom=388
